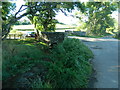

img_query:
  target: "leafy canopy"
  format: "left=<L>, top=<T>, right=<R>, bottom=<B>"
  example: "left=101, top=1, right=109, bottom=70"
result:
left=26, top=2, right=86, bottom=32
left=76, top=2, right=118, bottom=36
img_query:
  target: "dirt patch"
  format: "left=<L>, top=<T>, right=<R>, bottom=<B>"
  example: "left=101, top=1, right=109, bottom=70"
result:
left=2, top=64, right=47, bottom=89
left=88, top=67, right=97, bottom=88
left=88, top=59, right=97, bottom=88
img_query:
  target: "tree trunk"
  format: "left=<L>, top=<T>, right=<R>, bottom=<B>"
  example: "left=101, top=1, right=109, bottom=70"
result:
left=36, top=29, right=40, bottom=40
left=2, top=24, right=12, bottom=40
left=34, top=22, right=40, bottom=40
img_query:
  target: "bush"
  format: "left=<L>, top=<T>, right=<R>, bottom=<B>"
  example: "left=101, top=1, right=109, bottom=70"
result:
left=31, top=77, right=52, bottom=88
left=43, top=38, right=93, bottom=88
left=3, top=38, right=93, bottom=88
left=113, top=31, right=120, bottom=39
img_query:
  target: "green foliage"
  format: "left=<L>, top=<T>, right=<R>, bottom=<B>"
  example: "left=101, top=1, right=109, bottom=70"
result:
left=2, top=2, right=86, bottom=40
left=76, top=22, right=87, bottom=31
left=2, top=39, right=46, bottom=81
left=31, top=77, right=52, bottom=88
left=26, top=2, right=58, bottom=32
left=3, top=38, right=93, bottom=88
left=26, top=2, right=86, bottom=32
left=2, top=2, right=16, bottom=37
left=32, top=15, right=57, bottom=32
left=113, top=30, right=120, bottom=39
left=44, top=38, right=93, bottom=88
left=2, top=2, right=16, bottom=21
left=78, top=2, right=118, bottom=36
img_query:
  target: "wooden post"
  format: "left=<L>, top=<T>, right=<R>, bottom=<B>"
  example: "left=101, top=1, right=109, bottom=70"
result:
left=9, top=34, right=11, bottom=39
left=8, top=34, right=10, bottom=39
left=14, top=34, right=15, bottom=39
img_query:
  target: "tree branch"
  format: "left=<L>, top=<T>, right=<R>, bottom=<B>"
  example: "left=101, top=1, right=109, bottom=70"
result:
left=60, top=9, right=67, bottom=16
left=15, top=5, right=28, bottom=17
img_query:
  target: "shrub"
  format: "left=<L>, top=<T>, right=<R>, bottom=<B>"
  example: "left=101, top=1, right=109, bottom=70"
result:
left=31, top=77, right=52, bottom=88
left=44, top=38, right=93, bottom=88
left=2, top=38, right=93, bottom=88
left=113, top=31, right=120, bottom=40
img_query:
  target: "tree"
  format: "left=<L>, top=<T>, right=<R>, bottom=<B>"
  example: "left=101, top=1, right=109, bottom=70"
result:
left=2, top=2, right=16, bottom=39
left=25, top=2, right=86, bottom=40
left=76, top=2, right=118, bottom=36
left=26, top=2, right=86, bottom=32
left=2, top=2, right=85, bottom=40
left=27, top=2, right=58, bottom=32
left=2, top=1, right=51, bottom=40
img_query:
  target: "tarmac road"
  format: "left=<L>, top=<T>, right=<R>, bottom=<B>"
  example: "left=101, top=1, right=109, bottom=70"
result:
left=68, top=36, right=119, bottom=88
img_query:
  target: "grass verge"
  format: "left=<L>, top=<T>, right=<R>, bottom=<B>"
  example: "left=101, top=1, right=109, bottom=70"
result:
left=2, top=38, right=93, bottom=88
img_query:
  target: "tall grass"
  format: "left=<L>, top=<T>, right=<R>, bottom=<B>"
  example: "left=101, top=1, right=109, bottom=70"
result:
left=43, top=38, right=93, bottom=88
left=3, top=38, right=93, bottom=88
left=2, top=39, right=46, bottom=81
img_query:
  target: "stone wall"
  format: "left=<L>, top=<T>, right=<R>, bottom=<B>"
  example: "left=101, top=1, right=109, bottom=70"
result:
left=40, top=32, right=67, bottom=44
left=72, top=31, right=86, bottom=36
left=65, top=30, right=73, bottom=35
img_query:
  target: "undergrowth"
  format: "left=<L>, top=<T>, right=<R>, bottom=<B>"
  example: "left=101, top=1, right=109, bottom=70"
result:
left=113, top=32, right=120, bottom=40
left=2, top=39, right=47, bottom=81
left=44, top=38, right=93, bottom=88
left=2, top=38, right=93, bottom=88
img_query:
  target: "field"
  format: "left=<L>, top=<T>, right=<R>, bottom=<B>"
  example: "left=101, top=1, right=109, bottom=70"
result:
left=10, top=24, right=77, bottom=34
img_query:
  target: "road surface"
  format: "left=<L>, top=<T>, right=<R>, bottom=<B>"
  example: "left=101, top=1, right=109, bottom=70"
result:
left=68, top=36, right=119, bottom=88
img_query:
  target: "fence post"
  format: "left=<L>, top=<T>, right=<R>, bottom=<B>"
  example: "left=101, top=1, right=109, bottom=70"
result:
left=8, top=34, right=9, bottom=39
left=14, top=34, right=15, bottom=39
left=9, top=34, right=11, bottom=39
left=20, top=34, right=21, bottom=39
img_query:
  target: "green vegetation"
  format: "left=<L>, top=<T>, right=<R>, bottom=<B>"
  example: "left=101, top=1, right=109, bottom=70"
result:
left=2, top=2, right=86, bottom=40
left=2, top=2, right=16, bottom=40
left=45, top=39, right=93, bottom=88
left=69, top=33, right=112, bottom=38
left=2, top=39, right=46, bottom=81
left=75, top=2, right=118, bottom=36
left=3, top=38, right=93, bottom=88
left=26, top=2, right=85, bottom=32
left=113, top=31, right=120, bottom=40
left=2, top=1, right=119, bottom=40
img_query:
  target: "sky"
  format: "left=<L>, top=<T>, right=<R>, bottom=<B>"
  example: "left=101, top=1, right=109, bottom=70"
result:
left=13, top=0, right=118, bottom=25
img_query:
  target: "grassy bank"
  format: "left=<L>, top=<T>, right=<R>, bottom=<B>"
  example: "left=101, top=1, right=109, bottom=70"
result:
left=3, top=38, right=93, bottom=88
